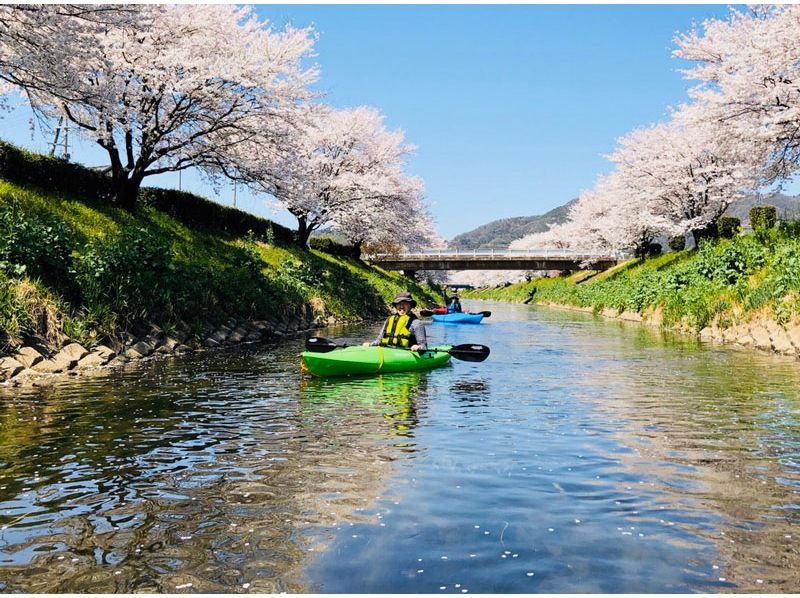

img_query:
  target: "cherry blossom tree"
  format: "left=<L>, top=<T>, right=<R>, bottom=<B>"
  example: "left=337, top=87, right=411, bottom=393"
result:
left=570, top=174, right=667, bottom=255
left=512, top=171, right=667, bottom=257
left=447, top=269, right=529, bottom=288
left=330, top=173, right=435, bottom=255
left=609, top=104, right=760, bottom=245
left=0, top=4, right=317, bottom=210
left=674, top=5, right=800, bottom=184
left=509, top=222, right=578, bottom=251
left=244, top=104, right=423, bottom=248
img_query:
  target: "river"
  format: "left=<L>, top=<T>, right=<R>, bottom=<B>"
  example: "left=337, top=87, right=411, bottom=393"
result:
left=0, top=300, right=798, bottom=593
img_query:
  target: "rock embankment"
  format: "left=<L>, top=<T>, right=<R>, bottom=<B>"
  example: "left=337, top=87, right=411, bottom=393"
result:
left=539, top=301, right=800, bottom=359
left=0, top=306, right=344, bottom=387
left=698, top=318, right=800, bottom=357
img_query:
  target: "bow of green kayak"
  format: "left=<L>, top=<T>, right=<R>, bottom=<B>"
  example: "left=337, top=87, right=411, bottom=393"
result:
left=301, top=345, right=452, bottom=377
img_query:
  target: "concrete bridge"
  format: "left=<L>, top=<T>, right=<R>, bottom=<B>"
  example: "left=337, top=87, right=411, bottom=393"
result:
left=366, top=248, right=621, bottom=275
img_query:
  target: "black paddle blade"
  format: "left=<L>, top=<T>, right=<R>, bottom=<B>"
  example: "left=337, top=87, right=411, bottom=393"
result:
left=473, top=310, right=492, bottom=318
left=447, top=343, right=490, bottom=362
left=420, top=309, right=434, bottom=317
left=305, top=336, right=339, bottom=353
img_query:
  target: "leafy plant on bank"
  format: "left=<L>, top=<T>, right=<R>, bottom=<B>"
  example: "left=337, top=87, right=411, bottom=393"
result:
left=0, top=197, right=76, bottom=291
left=72, top=226, right=174, bottom=328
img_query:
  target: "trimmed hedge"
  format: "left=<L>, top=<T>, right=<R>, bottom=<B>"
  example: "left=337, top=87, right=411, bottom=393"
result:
left=717, top=216, right=741, bottom=239
left=750, top=205, right=777, bottom=232
left=138, top=187, right=295, bottom=244
left=309, top=235, right=359, bottom=258
left=0, top=140, right=111, bottom=201
left=668, top=235, right=686, bottom=252
left=636, top=242, right=662, bottom=258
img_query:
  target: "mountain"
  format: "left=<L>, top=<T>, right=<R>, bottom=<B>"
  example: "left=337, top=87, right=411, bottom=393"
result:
left=448, top=198, right=578, bottom=249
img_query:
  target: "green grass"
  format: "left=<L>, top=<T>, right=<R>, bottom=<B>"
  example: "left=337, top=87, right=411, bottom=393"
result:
left=465, top=227, right=800, bottom=332
left=0, top=180, right=439, bottom=353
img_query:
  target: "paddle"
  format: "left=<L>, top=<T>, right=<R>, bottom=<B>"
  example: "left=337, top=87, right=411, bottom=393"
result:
left=420, top=309, right=492, bottom=318
left=304, top=336, right=490, bottom=362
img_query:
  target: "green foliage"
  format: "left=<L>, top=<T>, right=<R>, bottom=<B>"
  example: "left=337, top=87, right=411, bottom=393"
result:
left=309, top=235, right=358, bottom=258
left=0, top=272, right=24, bottom=346
left=635, top=242, right=662, bottom=258
left=0, top=197, right=76, bottom=288
left=750, top=205, right=777, bottom=240
left=467, top=224, right=800, bottom=333
left=72, top=226, right=174, bottom=324
left=0, top=146, right=443, bottom=352
left=668, top=235, right=686, bottom=252
left=0, top=273, right=66, bottom=349
left=139, top=187, right=295, bottom=244
left=760, top=240, right=800, bottom=323
left=264, top=223, right=275, bottom=246
left=778, top=218, right=800, bottom=238
left=274, top=254, right=385, bottom=318
left=694, top=238, right=765, bottom=286
left=717, top=216, right=741, bottom=239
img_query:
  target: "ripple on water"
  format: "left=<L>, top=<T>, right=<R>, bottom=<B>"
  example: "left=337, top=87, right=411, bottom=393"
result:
left=1, top=310, right=800, bottom=592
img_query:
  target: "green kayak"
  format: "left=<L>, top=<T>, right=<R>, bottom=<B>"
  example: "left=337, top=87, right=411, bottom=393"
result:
left=301, top=344, right=452, bottom=377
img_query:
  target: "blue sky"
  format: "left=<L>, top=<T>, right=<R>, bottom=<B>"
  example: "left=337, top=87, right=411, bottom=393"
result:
left=0, top=4, right=736, bottom=240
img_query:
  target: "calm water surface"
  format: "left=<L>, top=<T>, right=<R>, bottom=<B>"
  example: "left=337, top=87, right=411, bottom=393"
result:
left=0, top=301, right=798, bottom=593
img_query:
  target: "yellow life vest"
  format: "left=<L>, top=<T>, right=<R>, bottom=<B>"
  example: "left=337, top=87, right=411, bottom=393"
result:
left=380, top=313, right=417, bottom=348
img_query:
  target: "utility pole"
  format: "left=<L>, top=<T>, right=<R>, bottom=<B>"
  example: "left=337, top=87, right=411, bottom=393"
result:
left=49, top=118, right=71, bottom=160
left=233, top=183, right=237, bottom=208
left=63, top=120, right=69, bottom=161
left=50, top=117, right=63, bottom=157
left=178, top=169, right=182, bottom=191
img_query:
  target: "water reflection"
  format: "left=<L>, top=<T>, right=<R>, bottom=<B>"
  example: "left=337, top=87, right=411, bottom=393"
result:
left=449, top=378, right=489, bottom=397
left=299, top=371, right=428, bottom=440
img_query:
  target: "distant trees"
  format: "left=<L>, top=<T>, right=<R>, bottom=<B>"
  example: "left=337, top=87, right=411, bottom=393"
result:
left=0, top=4, right=433, bottom=251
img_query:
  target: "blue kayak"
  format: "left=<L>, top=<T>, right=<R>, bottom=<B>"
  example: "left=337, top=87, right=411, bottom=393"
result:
left=431, top=312, right=484, bottom=324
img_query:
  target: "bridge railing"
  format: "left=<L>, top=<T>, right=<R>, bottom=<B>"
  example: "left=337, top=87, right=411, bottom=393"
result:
left=367, top=248, right=626, bottom=260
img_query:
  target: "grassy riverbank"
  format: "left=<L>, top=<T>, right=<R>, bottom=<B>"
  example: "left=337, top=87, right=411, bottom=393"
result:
left=465, top=224, right=800, bottom=333
left=0, top=146, right=439, bottom=355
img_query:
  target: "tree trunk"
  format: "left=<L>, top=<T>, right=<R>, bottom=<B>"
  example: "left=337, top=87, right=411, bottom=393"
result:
left=352, top=239, right=363, bottom=260
left=104, top=143, right=143, bottom=212
left=111, top=174, right=143, bottom=212
left=691, top=222, right=716, bottom=247
left=296, top=216, right=312, bottom=248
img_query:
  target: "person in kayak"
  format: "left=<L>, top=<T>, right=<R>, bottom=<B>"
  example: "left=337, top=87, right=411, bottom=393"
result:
left=447, top=291, right=463, bottom=313
left=364, top=290, right=428, bottom=352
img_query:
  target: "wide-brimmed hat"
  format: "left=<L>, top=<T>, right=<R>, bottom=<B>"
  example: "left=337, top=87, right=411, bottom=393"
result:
left=391, top=291, right=417, bottom=308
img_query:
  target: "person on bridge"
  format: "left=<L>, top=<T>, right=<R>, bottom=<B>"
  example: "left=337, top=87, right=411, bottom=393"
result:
left=364, top=291, right=428, bottom=352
